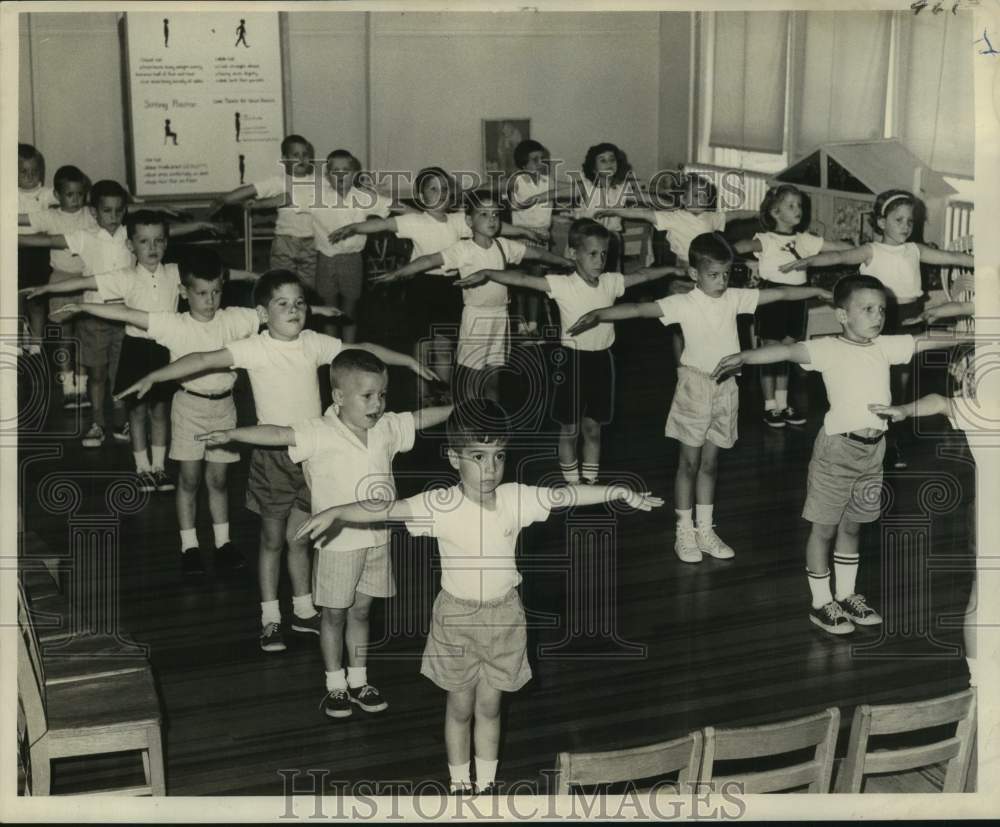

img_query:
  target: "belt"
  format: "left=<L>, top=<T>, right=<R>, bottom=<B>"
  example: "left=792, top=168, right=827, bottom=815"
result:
left=182, top=388, right=233, bottom=401
left=844, top=431, right=885, bottom=445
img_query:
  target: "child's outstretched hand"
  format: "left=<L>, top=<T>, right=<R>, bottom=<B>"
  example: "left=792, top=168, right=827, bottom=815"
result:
left=779, top=258, right=811, bottom=273
left=816, top=288, right=834, bottom=303
left=711, top=353, right=745, bottom=382
left=566, top=310, right=602, bottom=337
left=196, top=430, right=234, bottom=446
left=454, top=270, right=490, bottom=289
left=369, top=270, right=405, bottom=286
left=328, top=225, right=357, bottom=245
left=19, top=285, right=48, bottom=300
left=411, top=361, right=441, bottom=383
left=613, top=487, right=665, bottom=511
left=311, top=305, right=348, bottom=319
left=49, top=303, right=81, bottom=322
left=114, top=376, right=154, bottom=402
left=295, top=508, right=341, bottom=542
left=522, top=227, right=549, bottom=245
left=868, top=403, right=908, bottom=423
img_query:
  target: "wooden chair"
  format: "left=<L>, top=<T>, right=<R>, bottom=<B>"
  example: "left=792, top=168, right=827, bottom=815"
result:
left=620, top=221, right=652, bottom=273
left=553, top=732, right=702, bottom=794
left=17, top=623, right=166, bottom=795
left=834, top=689, right=976, bottom=793
left=697, top=708, right=839, bottom=793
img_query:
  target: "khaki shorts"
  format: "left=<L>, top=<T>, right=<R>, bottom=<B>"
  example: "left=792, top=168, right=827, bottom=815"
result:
left=456, top=305, right=509, bottom=369
left=665, top=367, right=739, bottom=449
left=245, top=447, right=311, bottom=519
left=270, top=235, right=316, bottom=289
left=313, top=542, right=396, bottom=609
left=77, top=316, right=124, bottom=377
left=802, top=429, right=885, bottom=525
left=420, top=589, right=532, bottom=693
left=315, top=251, right=364, bottom=305
left=168, top=389, right=239, bottom=463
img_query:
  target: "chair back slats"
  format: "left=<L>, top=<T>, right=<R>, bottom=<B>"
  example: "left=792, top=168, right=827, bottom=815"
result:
left=863, top=739, right=962, bottom=775
left=867, top=691, right=975, bottom=735
left=555, top=732, right=703, bottom=794
left=709, top=761, right=820, bottom=794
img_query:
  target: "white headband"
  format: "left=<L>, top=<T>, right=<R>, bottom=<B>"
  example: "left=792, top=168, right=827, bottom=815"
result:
left=881, top=193, right=912, bottom=216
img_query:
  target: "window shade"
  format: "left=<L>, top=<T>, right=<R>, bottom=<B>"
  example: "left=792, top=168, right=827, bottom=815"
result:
left=791, top=12, right=892, bottom=155
left=709, top=12, right=788, bottom=154
left=898, top=12, right=974, bottom=178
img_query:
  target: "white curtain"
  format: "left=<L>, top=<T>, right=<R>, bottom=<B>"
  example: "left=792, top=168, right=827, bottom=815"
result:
left=709, top=12, right=788, bottom=154
left=897, top=11, right=974, bottom=178
left=790, top=12, right=892, bottom=156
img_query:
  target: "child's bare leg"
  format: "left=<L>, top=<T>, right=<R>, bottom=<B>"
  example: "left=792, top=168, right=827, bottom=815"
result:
left=695, top=441, right=720, bottom=506
left=129, top=401, right=149, bottom=466
left=832, top=516, right=861, bottom=601
left=321, top=607, right=347, bottom=672
left=580, top=416, right=601, bottom=482
left=473, top=681, right=502, bottom=761
left=149, top=399, right=170, bottom=473
left=415, top=337, right=435, bottom=399
left=345, top=591, right=375, bottom=668
left=806, top=522, right=837, bottom=576
left=431, top=334, right=454, bottom=388
left=176, top=460, right=202, bottom=531
left=285, top=506, right=314, bottom=600
left=558, top=423, right=579, bottom=483
left=88, top=361, right=109, bottom=427
left=445, top=686, right=476, bottom=767
left=675, top=444, right=701, bottom=511
left=338, top=286, right=359, bottom=343
left=258, top=515, right=287, bottom=604
left=204, top=461, right=229, bottom=526
left=26, top=296, right=46, bottom=342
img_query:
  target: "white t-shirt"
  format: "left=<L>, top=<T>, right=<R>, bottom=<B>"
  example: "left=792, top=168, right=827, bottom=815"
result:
left=511, top=173, right=553, bottom=230
left=226, top=330, right=343, bottom=425
left=29, top=208, right=97, bottom=274
left=65, top=225, right=134, bottom=304
left=95, top=263, right=181, bottom=338
left=289, top=410, right=416, bottom=552
left=656, top=287, right=760, bottom=374
left=252, top=172, right=319, bottom=238
left=753, top=231, right=825, bottom=286
left=146, top=307, right=261, bottom=394
left=802, top=335, right=916, bottom=435
left=545, top=271, right=626, bottom=350
left=439, top=238, right=527, bottom=308
left=18, top=185, right=58, bottom=235
left=403, top=483, right=552, bottom=602
left=574, top=179, right=628, bottom=232
left=860, top=242, right=923, bottom=303
left=654, top=210, right=726, bottom=264
left=394, top=212, right=471, bottom=274
left=311, top=185, right=392, bottom=257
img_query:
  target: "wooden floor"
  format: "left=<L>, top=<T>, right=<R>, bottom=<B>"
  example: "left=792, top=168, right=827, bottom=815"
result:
left=18, top=309, right=976, bottom=795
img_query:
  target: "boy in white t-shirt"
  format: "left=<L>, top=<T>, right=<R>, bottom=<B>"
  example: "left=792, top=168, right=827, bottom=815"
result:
left=295, top=399, right=663, bottom=793
left=375, top=192, right=571, bottom=403
left=209, top=134, right=320, bottom=288
left=571, top=232, right=830, bottom=564
left=714, top=274, right=972, bottom=635
left=17, top=143, right=57, bottom=353
left=198, top=349, right=452, bottom=718
left=456, top=218, right=683, bottom=484
left=116, top=270, right=437, bottom=653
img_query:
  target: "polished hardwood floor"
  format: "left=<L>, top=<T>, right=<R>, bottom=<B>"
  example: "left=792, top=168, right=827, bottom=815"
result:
left=19, top=305, right=975, bottom=795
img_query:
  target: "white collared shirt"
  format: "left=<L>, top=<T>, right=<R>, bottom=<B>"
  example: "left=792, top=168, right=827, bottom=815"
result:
left=511, top=173, right=553, bottom=230
left=394, top=211, right=471, bottom=274
left=95, top=262, right=181, bottom=338
left=654, top=210, right=726, bottom=264
left=311, top=185, right=392, bottom=256
left=546, top=271, right=625, bottom=350
left=289, top=410, right=416, bottom=551
left=439, top=238, right=527, bottom=307
left=29, top=208, right=97, bottom=273
left=656, top=287, right=759, bottom=374
left=253, top=172, right=322, bottom=238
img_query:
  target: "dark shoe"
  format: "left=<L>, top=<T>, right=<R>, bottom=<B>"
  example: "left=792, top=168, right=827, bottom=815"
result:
left=215, top=542, right=246, bottom=571
left=112, top=421, right=131, bottom=443
left=259, top=622, right=287, bottom=653
left=348, top=683, right=388, bottom=713
left=450, top=782, right=475, bottom=796
left=81, top=423, right=106, bottom=448
left=136, top=471, right=157, bottom=493
left=152, top=468, right=175, bottom=492
left=763, top=409, right=786, bottom=428
left=892, top=446, right=908, bottom=470
left=181, top=547, right=206, bottom=577
left=809, top=601, right=855, bottom=635
left=321, top=688, right=353, bottom=719
left=476, top=782, right=500, bottom=795
left=782, top=407, right=806, bottom=426
left=838, top=593, right=883, bottom=626
left=291, top=612, right=321, bottom=635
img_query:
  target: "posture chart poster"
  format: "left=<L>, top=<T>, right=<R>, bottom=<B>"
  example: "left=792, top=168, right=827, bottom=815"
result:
left=123, top=11, right=285, bottom=198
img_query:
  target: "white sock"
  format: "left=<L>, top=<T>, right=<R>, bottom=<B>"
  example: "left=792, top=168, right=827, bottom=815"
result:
left=807, top=569, right=833, bottom=610
left=775, top=390, right=788, bottom=410
left=764, top=398, right=777, bottom=411
left=475, top=756, right=498, bottom=788
left=150, top=444, right=167, bottom=471
left=967, top=656, right=978, bottom=688
left=292, top=593, right=317, bottom=619
left=179, top=528, right=198, bottom=552
left=581, top=462, right=599, bottom=483
left=212, top=522, right=230, bottom=548
left=676, top=508, right=694, bottom=530
left=60, top=372, right=75, bottom=393
left=260, top=599, right=281, bottom=627
left=695, top=504, right=714, bottom=531
left=560, top=462, right=580, bottom=484
left=833, top=554, right=859, bottom=600
left=133, top=450, right=151, bottom=472
left=449, top=762, right=472, bottom=786
left=325, top=669, right=347, bottom=692
left=77, top=373, right=88, bottom=393
left=346, top=666, right=367, bottom=689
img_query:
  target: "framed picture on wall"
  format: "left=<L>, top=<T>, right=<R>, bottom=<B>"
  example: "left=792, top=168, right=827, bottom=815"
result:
left=482, top=118, right=530, bottom=177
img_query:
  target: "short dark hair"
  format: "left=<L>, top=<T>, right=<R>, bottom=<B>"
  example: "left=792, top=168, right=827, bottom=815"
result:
left=18, top=143, right=45, bottom=180
left=582, top=142, right=631, bottom=186
left=514, top=139, right=547, bottom=170
left=447, top=399, right=511, bottom=451
left=464, top=189, right=503, bottom=216
left=90, top=179, right=129, bottom=209
left=178, top=248, right=225, bottom=287
left=52, top=165, right=89, bottom=194
left=329, top=349, right=387, bottom=389
left=688, top=232, right=733, bottom=270
left=567, top=218, right=610, bottom=251
left=414, top=166, right=457, bottom=211
left=125, top=209, right=170, bottom=240
left=280, top=134, right=313, bottom=157
left=327, top=149, right=362, bottom=172
left=682, top=174, right=718, bottom=210
left=252, top=269, right=302, bottom=308
left=759, top=184, right=805, bottom=231
left=833, top=274, right=886, bottom=309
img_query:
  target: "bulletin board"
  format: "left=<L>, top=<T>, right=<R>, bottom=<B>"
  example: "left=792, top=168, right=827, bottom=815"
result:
left=121, top=11, right=288, bottom=199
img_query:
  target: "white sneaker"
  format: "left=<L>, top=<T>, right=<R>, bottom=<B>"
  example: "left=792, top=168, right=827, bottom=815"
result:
left=696, top=526, right=735, bottom=559
left=674, top=526, right=703, bottom=563
left=81, top=423, right=106, bottom=448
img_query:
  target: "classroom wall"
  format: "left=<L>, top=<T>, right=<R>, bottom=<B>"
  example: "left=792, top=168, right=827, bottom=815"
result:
left=18, top=10, right=680, bottom=193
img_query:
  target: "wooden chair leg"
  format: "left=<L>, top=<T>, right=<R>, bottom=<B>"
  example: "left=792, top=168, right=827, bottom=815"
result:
left=30, top=743, right=51, bottom=795
left=146, top=725, right=167, bottom=796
